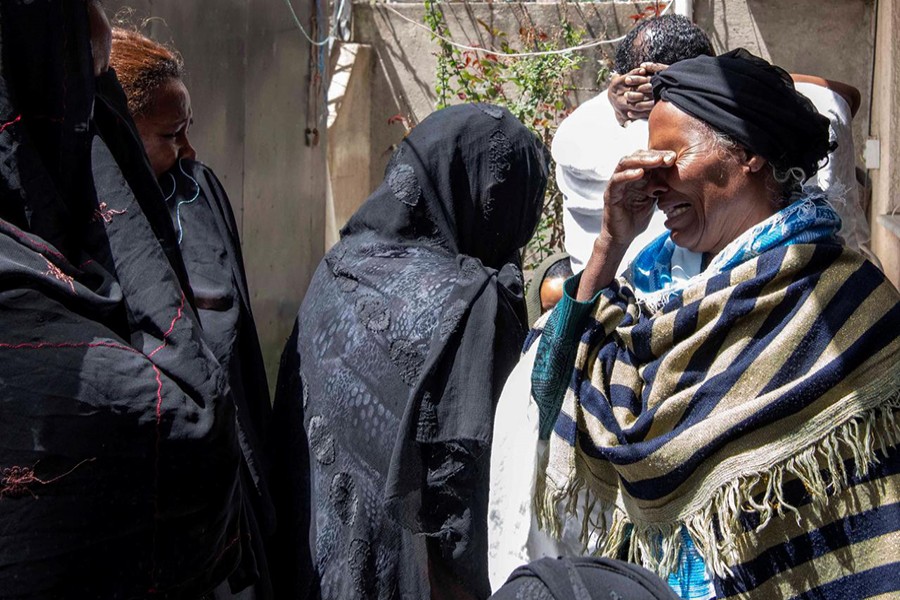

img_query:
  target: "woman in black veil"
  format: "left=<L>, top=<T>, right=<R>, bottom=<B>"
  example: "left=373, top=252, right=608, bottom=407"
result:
left=276, top=103, right=548, bottom=599
left=109, top=28, right=279, bottom=599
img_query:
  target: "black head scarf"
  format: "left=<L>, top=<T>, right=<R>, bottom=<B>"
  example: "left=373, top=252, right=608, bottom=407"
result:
left=343, top=103, right=548, bottom=268
left=383, top=104, right=547, bottom=594
left=491, top=557, right=680, bottom=600
left=651, top=48, right=832, bottom=180
left=278, top=103, right=547, bottom=599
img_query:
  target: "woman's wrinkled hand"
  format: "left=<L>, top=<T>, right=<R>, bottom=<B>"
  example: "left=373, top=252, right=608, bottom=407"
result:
left=601, top=149, right=675, bottom=247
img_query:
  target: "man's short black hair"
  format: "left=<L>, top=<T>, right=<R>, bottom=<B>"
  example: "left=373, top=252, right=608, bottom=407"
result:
left=544, top=256, right=574, bottom=282
left=614, top=15, right=713, bottom=74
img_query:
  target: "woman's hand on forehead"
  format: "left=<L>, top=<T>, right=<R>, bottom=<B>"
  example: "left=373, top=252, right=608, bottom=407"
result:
left=602, top=149, right=676, bottom=246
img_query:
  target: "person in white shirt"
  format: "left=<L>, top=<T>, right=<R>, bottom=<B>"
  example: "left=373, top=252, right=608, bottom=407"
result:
left=791, top=76, right=873, bottom=258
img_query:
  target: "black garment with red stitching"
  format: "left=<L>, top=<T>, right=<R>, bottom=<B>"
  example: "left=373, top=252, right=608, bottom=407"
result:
left=0, top=3, right=248, bottom=598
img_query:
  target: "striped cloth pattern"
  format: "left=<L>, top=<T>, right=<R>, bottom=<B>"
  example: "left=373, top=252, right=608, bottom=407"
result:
left=535, top=242, right=900, bottom=599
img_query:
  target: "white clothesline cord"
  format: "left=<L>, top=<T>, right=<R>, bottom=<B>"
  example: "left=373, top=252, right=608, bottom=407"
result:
left=379, top=1, right=672, bottom=58
left=284, top=0, right=348, bottom=46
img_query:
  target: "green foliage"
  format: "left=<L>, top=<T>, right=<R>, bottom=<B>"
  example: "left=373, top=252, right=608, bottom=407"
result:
left=423, top=1, right=592, bottom=271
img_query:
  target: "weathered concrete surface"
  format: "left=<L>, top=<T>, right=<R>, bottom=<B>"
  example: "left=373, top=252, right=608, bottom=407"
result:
left=243, top=4, right=328, bottom=388
left=104, top=0, right=327, bottom=388
left=326, top=44, right=374, bottom=248
left=347, top=2, right=637, bottom=224
left=694, top=0, right=875, bottom=157
left=868, top=0, right=900, bottom=286
left=356, top=0, right=874, bottom=153
left=353, top=2, right=633, bottom=125
left=347, top=1, right=875, bottom=231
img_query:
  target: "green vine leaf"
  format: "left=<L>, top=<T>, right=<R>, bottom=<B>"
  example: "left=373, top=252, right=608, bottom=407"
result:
left=421, top=7, right=588, bottom=271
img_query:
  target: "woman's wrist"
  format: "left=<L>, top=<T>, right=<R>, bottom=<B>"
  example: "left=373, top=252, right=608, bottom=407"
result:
left=595, top=229, right=631, bottom=254
left=576, top=232, right=630, bottom=301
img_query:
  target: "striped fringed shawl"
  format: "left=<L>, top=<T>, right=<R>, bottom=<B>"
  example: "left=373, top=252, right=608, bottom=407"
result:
left=535, top=243, right=900, bottom=599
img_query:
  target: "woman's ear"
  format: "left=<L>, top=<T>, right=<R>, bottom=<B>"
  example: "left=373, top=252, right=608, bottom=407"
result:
left=740, top=150, right=768, bottom=174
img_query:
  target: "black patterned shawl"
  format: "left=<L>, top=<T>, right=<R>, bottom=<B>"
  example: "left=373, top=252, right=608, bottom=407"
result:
left=0, top=3, right=244, bottom=597
left=276, top=104, right=548, bottom=599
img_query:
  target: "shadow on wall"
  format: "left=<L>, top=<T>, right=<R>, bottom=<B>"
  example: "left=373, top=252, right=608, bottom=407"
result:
left=325, top=41, right=408, bottom=250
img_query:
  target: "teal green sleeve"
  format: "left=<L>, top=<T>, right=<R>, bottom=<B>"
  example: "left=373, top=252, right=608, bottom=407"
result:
left=530, top=273, right=604, bottom=439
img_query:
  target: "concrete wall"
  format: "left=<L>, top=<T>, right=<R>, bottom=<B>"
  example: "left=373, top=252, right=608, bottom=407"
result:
left=868, top=0, right=900, bottom=287
left=352, top=2, right=630, bottom=126
left=339, top=0, right=876, bottom=236
left=104, top=0, right=328, bottom=387
left=326, top=44, right=374, bottom=248
left=342, top=1, right=633, bottom=227
left=694, top=0, right=875, bottom=160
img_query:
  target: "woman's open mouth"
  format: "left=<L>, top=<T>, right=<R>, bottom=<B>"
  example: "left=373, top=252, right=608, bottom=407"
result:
left=664, top=203, right=691, bottom=219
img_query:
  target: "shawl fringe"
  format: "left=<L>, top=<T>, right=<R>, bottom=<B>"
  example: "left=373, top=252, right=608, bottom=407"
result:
left=535, top=381, right=900, bottom=580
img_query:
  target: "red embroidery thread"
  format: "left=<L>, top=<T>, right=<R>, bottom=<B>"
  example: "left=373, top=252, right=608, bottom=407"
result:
left=0, top=114, right=21, bottom=134
left=0, top=340, right=137, bottom=354
left=43, top=257, right=76, bottom=293
left=0, top=458, right=96, bottom=499
left=0, top=221, right=67, bottom=262
left=0, top=340, right=173, bottom=590
left=148, top=293, right=186, bottom=358
left=91, top=202, right=127, bottom=224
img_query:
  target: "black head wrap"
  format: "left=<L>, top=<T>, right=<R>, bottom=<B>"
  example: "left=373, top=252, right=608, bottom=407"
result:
left=651, top=48, right=833, bottom=180
left=490, top=557, right=680, bottom=600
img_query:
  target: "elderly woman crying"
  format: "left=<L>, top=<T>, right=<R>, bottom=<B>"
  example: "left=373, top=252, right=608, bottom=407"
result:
left=513, top=50, right=900, bottom=599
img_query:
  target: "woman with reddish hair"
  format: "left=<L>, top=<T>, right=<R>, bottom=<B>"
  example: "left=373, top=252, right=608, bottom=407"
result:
left=110, top=28, right=196, bottom=178
left=109, top=28, right=283, bottom=599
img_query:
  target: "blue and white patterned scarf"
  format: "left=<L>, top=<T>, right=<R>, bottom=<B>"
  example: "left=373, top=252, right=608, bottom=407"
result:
left=628, top=192, right=842, bottom=311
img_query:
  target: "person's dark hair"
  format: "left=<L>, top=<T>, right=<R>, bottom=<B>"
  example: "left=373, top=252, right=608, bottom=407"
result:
left=614, top=15, right=713, bottom=74
left=544, top=257, right=573, bottom=282
left=109, top=28, right=184, bottom=117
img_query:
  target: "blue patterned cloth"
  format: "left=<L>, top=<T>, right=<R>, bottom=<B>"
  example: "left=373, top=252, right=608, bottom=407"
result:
left=629, top=192, right=841, bottom=305
left=668, top=529, right=714, bottom=599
